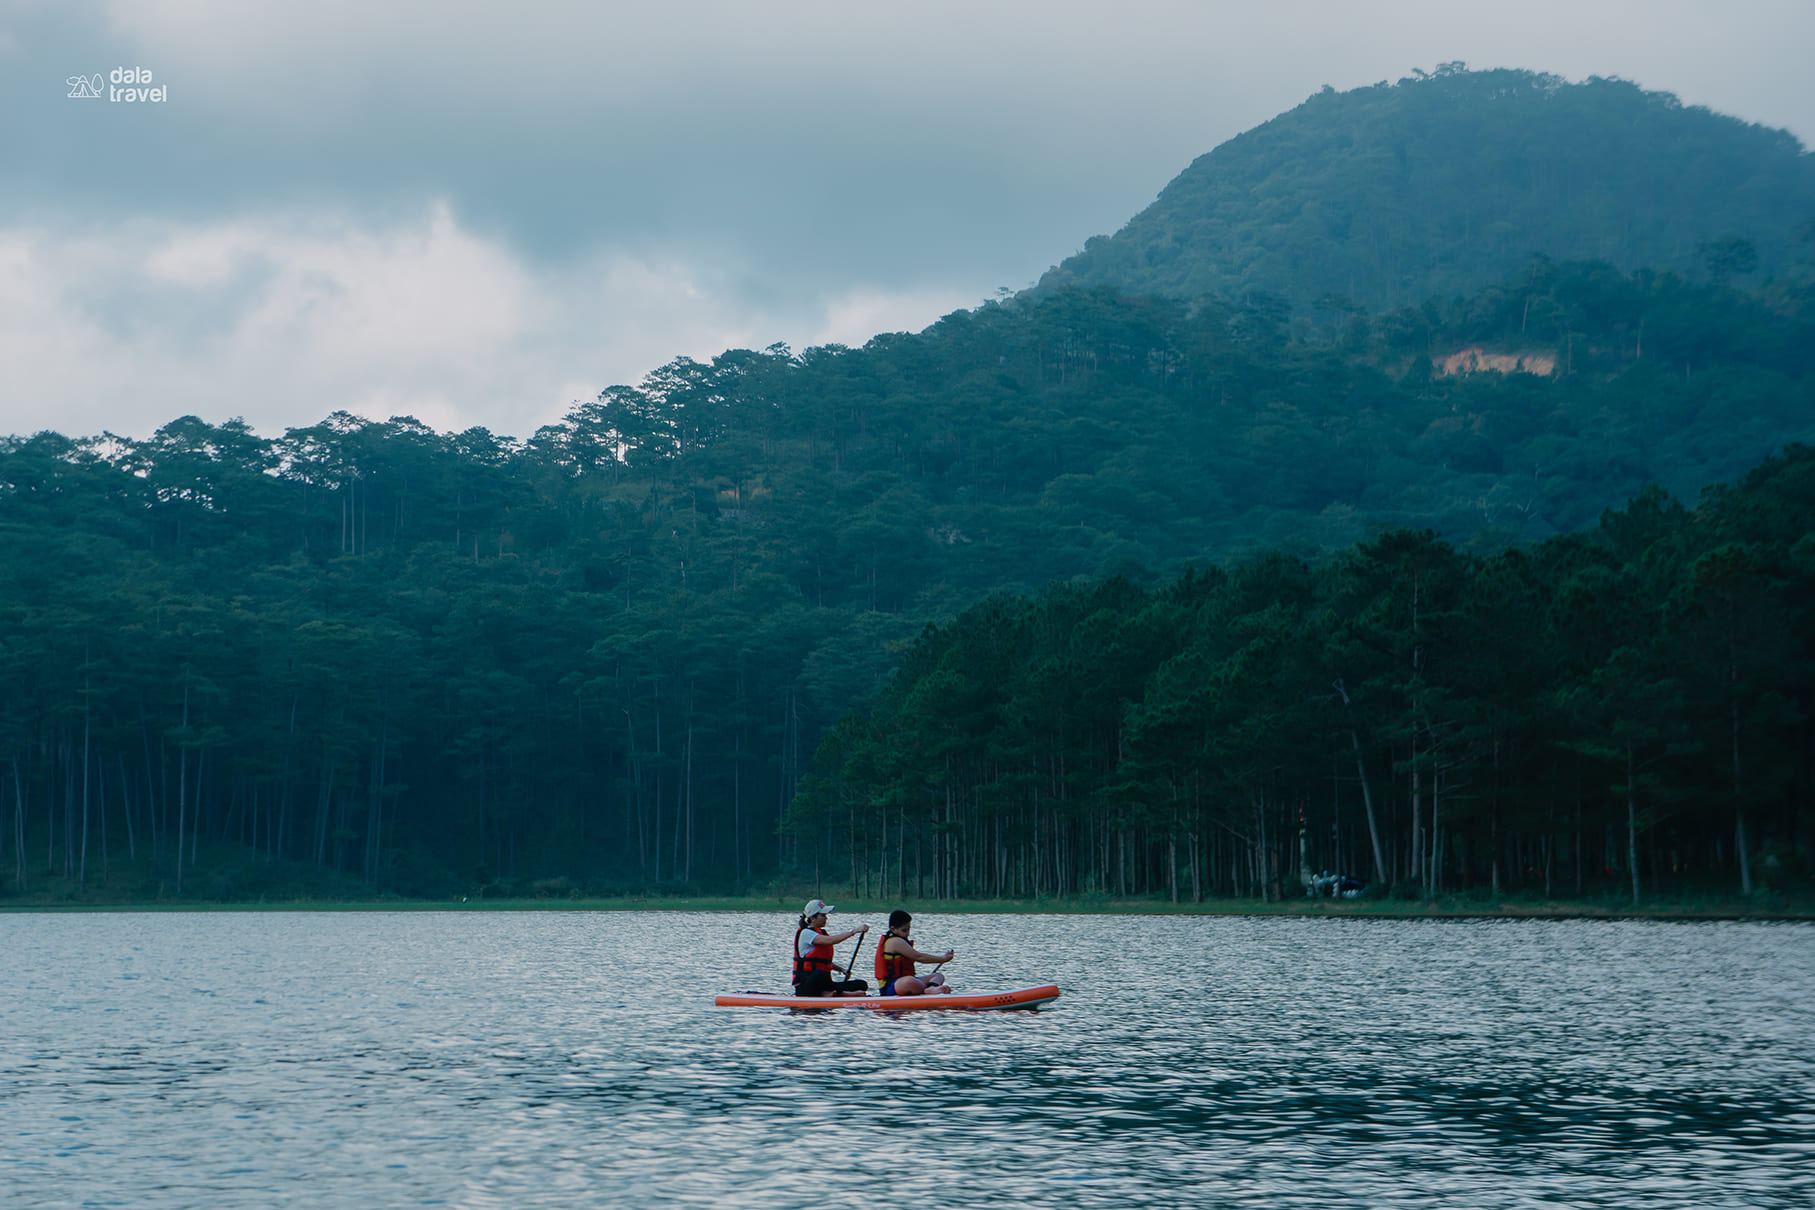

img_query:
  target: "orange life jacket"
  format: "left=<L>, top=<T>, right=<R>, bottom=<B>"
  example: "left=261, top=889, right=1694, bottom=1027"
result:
left=792, top=925, right=834, bottom=983
left=875, top=932, right=915, bottom=984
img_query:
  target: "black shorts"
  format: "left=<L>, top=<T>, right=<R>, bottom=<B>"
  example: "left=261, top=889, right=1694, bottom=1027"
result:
left=793, top=971, right=868, bottom=997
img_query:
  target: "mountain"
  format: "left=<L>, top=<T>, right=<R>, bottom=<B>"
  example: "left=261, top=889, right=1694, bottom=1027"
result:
left=4, top=264, right=1811, bottom=900
left=1036, top=65, right=1815, bottom=310
left=8, top=66, right=1815, bottom=902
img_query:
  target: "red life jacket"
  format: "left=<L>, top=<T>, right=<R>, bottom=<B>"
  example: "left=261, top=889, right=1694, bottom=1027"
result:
left=875, top=933, right=915, bottom=983
left=792, top=925, right=834, bottom=983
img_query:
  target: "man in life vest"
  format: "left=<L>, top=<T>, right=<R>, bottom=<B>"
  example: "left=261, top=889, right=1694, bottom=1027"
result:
left=874, top=909, right=954, bottom=996
left=793, top=899, right=869, bottom=996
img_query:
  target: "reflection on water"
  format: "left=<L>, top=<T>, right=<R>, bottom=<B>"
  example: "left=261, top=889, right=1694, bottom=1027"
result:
left=3, top=911, right=1811, bottom=1207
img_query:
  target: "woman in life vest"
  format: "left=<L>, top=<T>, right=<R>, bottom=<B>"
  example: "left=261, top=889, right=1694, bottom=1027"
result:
left=793, top=899, right=869, bottom=996
left=874, top=909, right=954, bottom=996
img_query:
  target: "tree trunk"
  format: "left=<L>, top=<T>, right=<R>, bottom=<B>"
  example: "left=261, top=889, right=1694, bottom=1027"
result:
left=684, top=716, right=695, bottom=884
left=1297, top=817, right=1311, bottom=898
left=12, top=760, right=27, bottom=893
left=626, top=704, right=645, bottom=879
left=733, top=730, right=742, bottom=884
left=1254, top=791, right=1270, bottom=902
left=1733, top=698, right=1752, bottom=897
left=1409, top=729, right=1422, bottom=889
left=1490, top=739, right=1501, bottom=896
left=314, top=752, right=336, bottom=868
left=79, top=673, right=91, bottom=894
left=140, top=704, right=160, bottom=857
left=1168, top=812, right=1178, bottom=905
left=1626, top=742, right=1641, bottom=906
left=191, top=745, right=203, bottom=866
left=61, top=738, right=72, bottom=877
left=653, top=691, right=664, bottom=883
left=1574, top=791, right=1584, bottom=895
left=177, top=681, right=190, bottom=895
left=120, top=754, right=136, bottom=860
left=98, top=755, right=108, bottom=885
left=1429, top=762, right=1443, bottom=898
left=1190, top=826, right=1202, bottom=904
left=1543, top=802, right=1555, bottom=897
left=367, top=724, right=388, bottom=888
left=1333, top=680, right=1390, bottom=886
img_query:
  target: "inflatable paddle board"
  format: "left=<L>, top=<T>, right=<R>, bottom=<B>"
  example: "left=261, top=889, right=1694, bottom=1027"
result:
left=715, top=984, right=1060, bottom=1012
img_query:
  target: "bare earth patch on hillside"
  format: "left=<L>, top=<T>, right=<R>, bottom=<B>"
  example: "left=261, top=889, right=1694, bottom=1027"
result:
left=1436, top=346, right=1557, bottom=376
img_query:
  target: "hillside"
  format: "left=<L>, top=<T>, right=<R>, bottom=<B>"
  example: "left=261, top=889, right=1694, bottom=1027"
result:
left=794, top=445, right=1815, bottom=904
left=1036, top=66, right=1815, bottom=309
left=3, top=262, right=1811, bottom=899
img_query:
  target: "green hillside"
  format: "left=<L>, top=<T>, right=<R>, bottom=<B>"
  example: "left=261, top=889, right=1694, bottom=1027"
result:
left=1037, top=65, right=1815, bottom=309
left=794, top=445, right=1815, bottom=906
left=3, top=262, right=1810, bottom=900
left=9, top=65, right=1815, bottom=902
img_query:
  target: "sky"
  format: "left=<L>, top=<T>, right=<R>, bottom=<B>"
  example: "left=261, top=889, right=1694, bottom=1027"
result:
left=4, top=0, right=1813, bottom=440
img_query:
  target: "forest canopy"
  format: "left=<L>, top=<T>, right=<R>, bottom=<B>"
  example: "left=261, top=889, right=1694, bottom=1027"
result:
left=791, top=448, right=1815, bottom=906
left=3, top=254, right=1811, bottom=901
left=1038, top=66, right=1815, bottom=310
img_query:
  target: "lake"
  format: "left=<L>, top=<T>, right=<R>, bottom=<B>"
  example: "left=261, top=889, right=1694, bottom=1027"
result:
left=4, top=911, right=1811, bottom=1207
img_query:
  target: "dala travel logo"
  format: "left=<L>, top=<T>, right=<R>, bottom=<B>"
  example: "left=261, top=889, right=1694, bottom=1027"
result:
left=67, top=67, right=167, bottom=102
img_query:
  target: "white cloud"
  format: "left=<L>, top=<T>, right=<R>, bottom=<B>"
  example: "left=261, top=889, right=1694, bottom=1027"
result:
left=0, top=206, right=974, bottom=439
left=141, top=225, right=256, bottom=287
left=812, top=287, right=973, bottom=350
left=230, top=206, right=529, bottom=371
left=8, top=1, right=1812, bottom=444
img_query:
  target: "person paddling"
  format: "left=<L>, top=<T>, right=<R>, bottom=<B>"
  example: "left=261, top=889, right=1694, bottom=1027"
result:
left=792, top=899, right=869, bottom=997
left=874, top=909, right=954, bottom=996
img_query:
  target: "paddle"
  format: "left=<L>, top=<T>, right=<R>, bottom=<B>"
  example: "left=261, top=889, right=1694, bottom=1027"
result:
left=926, top=943, right=958, bottom=991
left=841, top=926, right=872, bottom=995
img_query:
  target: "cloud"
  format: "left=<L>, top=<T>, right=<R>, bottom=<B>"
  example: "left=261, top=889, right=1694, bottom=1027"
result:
left=811, top=287, right=975, bottom=350
left=5, top=0, right=1812, bottom=440
left=21, top=0, right=1805, bottom=283
left=0, top=205, right=977, bottom=439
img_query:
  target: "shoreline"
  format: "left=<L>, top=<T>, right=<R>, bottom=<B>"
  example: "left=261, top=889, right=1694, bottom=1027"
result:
left=3, top=893, right=1810, bottom=920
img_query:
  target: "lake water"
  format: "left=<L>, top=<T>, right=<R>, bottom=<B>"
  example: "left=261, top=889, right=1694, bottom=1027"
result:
left=3, top=911, right=1812, bottom=1208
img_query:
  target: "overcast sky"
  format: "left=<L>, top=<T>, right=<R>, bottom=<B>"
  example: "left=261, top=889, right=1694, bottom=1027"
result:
left=4, top=0, right=1812, bottom=440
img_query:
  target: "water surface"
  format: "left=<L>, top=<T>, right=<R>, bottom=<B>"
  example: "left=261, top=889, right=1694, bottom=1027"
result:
left=4, top=911, right=1811, bottom=1207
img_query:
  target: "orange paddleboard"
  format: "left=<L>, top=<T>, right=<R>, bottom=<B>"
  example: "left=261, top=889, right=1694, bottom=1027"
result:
left=714, top=984, right=1060, bottom=1012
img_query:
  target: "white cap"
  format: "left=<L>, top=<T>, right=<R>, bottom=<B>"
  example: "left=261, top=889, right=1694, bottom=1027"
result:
left=802, top=899, right=836, bottom=917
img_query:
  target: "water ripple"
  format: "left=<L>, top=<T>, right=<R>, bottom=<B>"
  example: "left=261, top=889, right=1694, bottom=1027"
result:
left=2, top=912, right=1811, bottom=1208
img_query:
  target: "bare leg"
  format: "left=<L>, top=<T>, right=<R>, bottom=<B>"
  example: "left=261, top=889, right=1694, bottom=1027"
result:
left=891, top=976, right=927, bottom=996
